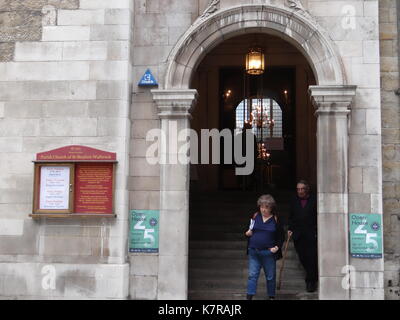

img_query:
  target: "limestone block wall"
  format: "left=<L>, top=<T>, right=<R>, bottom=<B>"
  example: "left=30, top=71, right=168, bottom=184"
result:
left=0, top=1, right=79, bottom=61
left=0, top=0, right=393, bottom=300
left=128, top=0, right=201, bottom=300
left=380, top=0, right=400, bottom=300
left=0, top=0, right=133, bottom=299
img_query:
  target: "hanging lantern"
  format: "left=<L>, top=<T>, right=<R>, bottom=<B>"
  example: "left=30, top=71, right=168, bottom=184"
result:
left=245, top=47, right=265, bottom=75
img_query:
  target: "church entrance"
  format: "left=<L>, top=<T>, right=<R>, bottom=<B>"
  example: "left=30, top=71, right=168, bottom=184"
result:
left=151, top=4, right=355, bottom=300
left=188, top=33, right=318, bottom=300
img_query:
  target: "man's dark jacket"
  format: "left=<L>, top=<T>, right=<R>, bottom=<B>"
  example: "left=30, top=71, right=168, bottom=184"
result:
left=245, top=212, right=285, bottom=260
left=288, top=193, right=317, bottom=241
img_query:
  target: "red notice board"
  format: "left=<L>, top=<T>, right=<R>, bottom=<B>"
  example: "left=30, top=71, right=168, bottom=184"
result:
left=75, top=163, right=114, bottom=214
left=32, top=146, right=117, bottom=217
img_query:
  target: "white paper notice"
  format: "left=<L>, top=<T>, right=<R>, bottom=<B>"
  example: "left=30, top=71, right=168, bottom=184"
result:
left=40, top=166, right=70, bottom=210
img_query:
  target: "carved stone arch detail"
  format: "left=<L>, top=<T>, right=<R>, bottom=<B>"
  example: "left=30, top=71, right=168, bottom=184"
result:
left=164, top=4, right=347, bottom=89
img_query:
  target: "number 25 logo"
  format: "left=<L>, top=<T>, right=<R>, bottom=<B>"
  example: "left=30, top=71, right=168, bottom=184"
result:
left=355, top=224, right=378, bottom=249
left=134, top=216, right=155, bottom=247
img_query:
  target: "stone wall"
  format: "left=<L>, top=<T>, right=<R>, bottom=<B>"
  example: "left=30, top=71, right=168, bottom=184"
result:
left=128, top=0, right=199, bottom=300
left=0, top=0, right=80, bottom=61
left=0, top=0, right=133, bottom=299
left=380, top=0, right=400, bottom=300
left=0, top=0, right=396, bottom=300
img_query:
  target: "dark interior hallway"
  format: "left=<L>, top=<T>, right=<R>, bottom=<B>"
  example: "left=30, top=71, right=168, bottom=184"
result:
left=188, top=190, right=318, bottom=300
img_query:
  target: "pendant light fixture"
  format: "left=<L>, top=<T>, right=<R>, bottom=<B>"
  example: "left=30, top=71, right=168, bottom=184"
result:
left=243, top=42, right=272, bottom=162
left=245, top=47, right=265, bottom=75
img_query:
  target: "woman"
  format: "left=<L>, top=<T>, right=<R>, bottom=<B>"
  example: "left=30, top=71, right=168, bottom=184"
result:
left=245, top=194, right=285, bottom=300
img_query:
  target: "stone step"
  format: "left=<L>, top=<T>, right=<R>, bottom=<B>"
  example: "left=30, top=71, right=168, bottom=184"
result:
left=189, top=258, right=303, bottom=270
left=189, top=231, right=294, bottom=241
left=189, top=278, right=307, bottom=291
left=188, top=289, right=318, bottom=300
left=190, top=200, right=290, bottom=206
left=189, top=240, right=296, bottom=250
left=190, top=200, right=290, bottom=205
left=189, top=267, right=305, bottom=280
left=189, top=211, right=258, bottom=218
left=189, top=214, right=290, bottom=223
left=190, top=206, right=290, bottom=213
left=189, top=248, right=298, bottom=259
left=188, top=265, right=304, bottom=279
left=189, top=240, right=247, bottom=250
left=190, top=191, right=293, bottom=198
left=189, top=226, right=253, bottom=234
left=189, top=216, right=251, bottom=222
left=190, top=232, right=249, bottom=241
left=189, top=221, right=289, bottom=228
left=189, top=221, right=290, bottom=229
left=190, top=210, right=290, bottom=216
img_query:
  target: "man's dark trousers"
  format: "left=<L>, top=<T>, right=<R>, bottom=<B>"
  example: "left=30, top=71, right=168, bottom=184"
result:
left=293, top=236, right=318, bottom=283
left=289, top=194, right=318, bottom=284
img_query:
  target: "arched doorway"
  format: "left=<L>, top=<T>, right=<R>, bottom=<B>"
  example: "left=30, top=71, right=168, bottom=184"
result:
left=152, top=4, right=357, bottom=300
left=187, top=31, right=317, bottom=299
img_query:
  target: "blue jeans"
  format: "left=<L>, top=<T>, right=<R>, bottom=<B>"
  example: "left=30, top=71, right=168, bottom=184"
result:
left=247, top=248, right=276, bottom=297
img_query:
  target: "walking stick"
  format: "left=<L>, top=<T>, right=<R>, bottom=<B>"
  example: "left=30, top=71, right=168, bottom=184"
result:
left=277, top=233, right=292, bottom=290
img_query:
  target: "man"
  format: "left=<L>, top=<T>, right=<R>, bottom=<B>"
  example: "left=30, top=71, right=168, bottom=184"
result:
left=287, top=180, right=318, bottom=292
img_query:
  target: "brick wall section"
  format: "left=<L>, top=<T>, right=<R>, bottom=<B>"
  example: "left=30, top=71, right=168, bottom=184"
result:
left=380, top=0, right=400, bottom=299
left=0, top=0, right=79, bottom=61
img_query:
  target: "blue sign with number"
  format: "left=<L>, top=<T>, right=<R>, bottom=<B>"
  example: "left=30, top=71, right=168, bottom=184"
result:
left=138, top=69, right=158, bottom=87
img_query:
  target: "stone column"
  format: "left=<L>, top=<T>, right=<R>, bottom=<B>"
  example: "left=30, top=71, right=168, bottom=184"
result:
left=151, top=89, right=198, bottom=300
left=309, top=85, right=357, bottom=300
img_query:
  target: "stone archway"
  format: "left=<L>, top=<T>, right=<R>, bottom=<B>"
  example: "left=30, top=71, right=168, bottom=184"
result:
left=152, top=4, right=357, bottom=300
left=165, top=4, right=347, bottom=89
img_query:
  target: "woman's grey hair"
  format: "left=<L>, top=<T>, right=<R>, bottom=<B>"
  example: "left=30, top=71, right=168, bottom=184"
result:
left=257, top=194, right=276, bottom=213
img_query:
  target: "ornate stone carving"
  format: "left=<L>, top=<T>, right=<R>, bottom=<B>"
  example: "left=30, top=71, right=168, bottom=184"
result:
left=200, top=0, right=220, bottom=19
left=286, top=0, right=306, bottom=11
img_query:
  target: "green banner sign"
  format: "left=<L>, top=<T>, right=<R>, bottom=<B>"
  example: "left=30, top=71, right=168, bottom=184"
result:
left=129, top=210, right=159, bottom=253
left=349, top=213, right=383, bottom=259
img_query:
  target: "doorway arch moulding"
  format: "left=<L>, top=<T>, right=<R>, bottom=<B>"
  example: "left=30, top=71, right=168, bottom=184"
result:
left=163, top=4, right=348, bottom=89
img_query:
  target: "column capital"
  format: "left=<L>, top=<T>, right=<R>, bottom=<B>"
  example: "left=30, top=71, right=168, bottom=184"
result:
left=309, top=85, right=357, bottom=116
left=151, top=89, right=198, bottom=119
